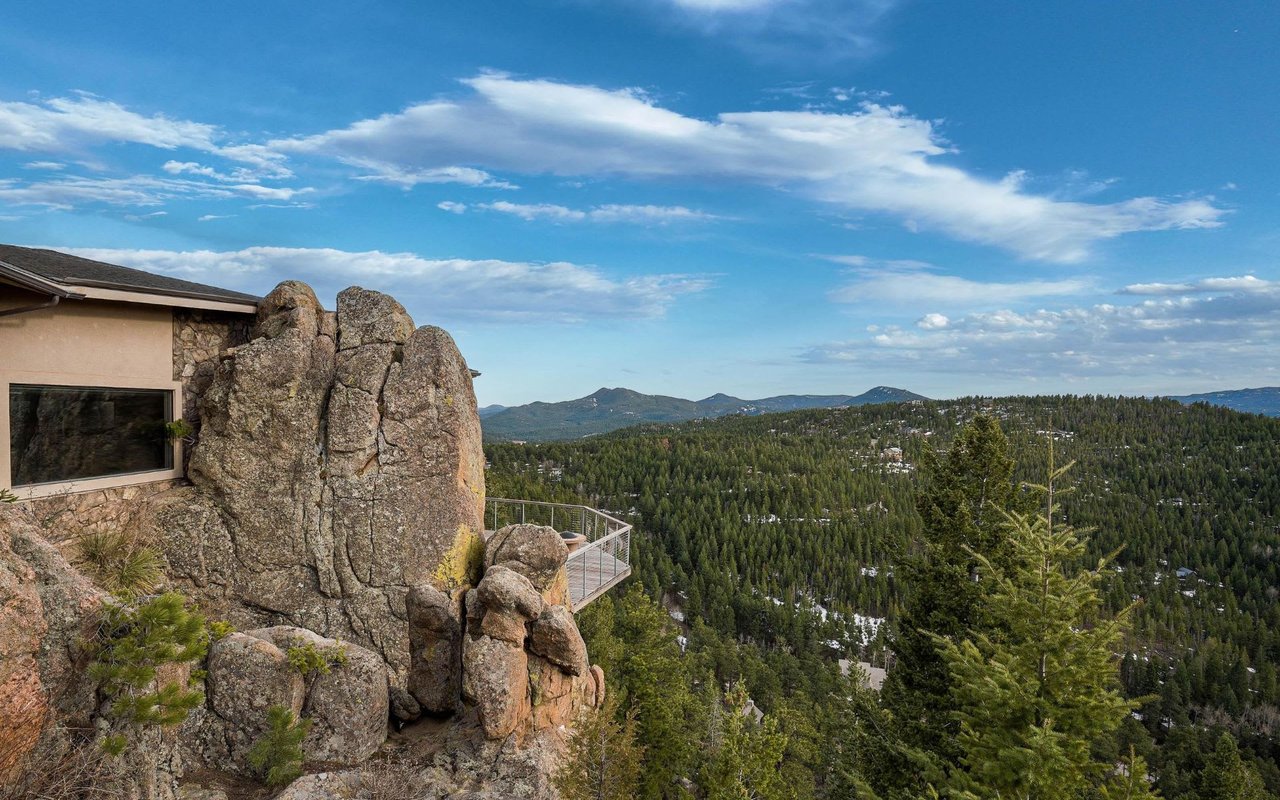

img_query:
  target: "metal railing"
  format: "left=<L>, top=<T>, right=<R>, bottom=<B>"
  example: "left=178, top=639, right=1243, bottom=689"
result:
left=485, top=498, right=632, bottom=611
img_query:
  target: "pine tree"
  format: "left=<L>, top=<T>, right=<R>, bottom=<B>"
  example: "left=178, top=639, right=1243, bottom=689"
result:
left=554, top=694, right=645, bottom=800
left=877, top=415, right=1020, bottom=793
left=702, top=682, right=792, bottom=800
left=1199, top=732, right=1268, bottom=800
left=1099, top=748, right=1161, bottom=800
left=933, top=448, right=1139, bottom=799
left=247, top=706, right=311, bottom=788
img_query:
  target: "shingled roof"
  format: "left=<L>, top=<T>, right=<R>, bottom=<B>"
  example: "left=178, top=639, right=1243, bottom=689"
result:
left=0, top=244, right=260, bottom=306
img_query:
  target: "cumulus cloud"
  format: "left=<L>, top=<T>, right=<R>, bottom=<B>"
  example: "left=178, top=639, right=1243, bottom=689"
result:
left=437, top=200, right=468, bottom=214
left=478, top=200, right=717, bottom=224
left=802, top=279, right=1280, bottom=385
left=52, top=246, right=712, bottom=322
left=271, top=74, right=1223, bottom=262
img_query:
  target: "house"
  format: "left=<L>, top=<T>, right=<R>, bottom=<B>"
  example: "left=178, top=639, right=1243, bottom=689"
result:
left=840, top=658, right=888, bottom=692
left=0, top=244, right=259, bottom=500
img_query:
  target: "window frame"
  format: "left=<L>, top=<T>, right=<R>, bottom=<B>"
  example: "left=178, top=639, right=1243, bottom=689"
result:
left=1, top=372, right=184, bottom=500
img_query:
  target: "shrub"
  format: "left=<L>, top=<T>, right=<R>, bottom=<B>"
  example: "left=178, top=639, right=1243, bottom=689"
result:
left=163, top=419, right=195, bottom=442
left=87, top=592, right=207, bottom=731
left=208, top=620, right=235, bottom=641
left=286, top=640, right=347, bottom=678
left=247, top=706, right=311, bottom=788
left=0, top=488, right=17, bottom=503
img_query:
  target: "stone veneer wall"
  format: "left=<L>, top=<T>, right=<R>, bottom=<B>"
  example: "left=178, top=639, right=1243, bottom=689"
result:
left=172, top=309, right=253, bottom=434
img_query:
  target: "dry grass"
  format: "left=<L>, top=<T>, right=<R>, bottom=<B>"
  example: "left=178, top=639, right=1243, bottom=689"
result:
left=0, top=727, right=122, bottom=800
left=359, top=752, right=431, bottom=800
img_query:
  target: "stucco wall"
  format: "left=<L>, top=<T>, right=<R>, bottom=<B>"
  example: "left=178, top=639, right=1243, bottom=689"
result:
left=1, top=290, right=182, bottom=496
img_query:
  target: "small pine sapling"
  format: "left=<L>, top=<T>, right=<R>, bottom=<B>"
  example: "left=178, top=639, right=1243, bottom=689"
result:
left=248, top=705, right=312, bottom=787
left=88, top=592, right=208, bottom=746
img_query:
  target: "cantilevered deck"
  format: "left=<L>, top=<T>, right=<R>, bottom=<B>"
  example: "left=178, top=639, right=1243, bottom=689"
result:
left=484, top=498, right=632, bottom=611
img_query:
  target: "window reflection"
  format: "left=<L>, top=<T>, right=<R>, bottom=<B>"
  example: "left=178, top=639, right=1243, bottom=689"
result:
left=9, top=385, right=172, bottom=486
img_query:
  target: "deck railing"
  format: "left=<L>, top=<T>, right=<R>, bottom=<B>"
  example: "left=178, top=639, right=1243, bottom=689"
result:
left=485, top=498, right=632, bottom=611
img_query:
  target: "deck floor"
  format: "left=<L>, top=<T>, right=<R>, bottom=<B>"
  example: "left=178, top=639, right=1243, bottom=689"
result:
left=567, top=549, right=630, bottom=610
left=481, top=530, right=630, bottom=611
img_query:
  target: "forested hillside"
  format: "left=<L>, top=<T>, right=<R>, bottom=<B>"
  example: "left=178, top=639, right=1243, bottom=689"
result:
left=487, top=395, right=1280, bottom=798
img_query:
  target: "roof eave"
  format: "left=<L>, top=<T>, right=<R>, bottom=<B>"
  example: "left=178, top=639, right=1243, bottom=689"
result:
left=0, top=260, right=86, bottom=299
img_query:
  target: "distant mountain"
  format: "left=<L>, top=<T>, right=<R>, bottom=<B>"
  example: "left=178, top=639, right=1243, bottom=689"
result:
left=1168, top=387, right=1280, bottom=417
left=481, top=385, right=926, bottom=441
left=478, top=404, right=508, bottom=419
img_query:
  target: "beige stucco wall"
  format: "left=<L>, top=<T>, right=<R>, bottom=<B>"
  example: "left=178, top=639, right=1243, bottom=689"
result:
left=1, top=288, right=183, bottom=497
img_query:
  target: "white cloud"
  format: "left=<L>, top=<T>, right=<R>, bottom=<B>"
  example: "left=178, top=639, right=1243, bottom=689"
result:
left=348, top=161, right=514, bottom=189
left=52, top=246, right=712, bottom=322
left=802, top=278, right=1280, bottom=385
left=272, top=74, right=1223, bottom=262
left=479, top=200, right=717, bottom=224
left=197, top=214, right=234, bottom=222
left=830, top=270, right=1093, bottom=306
left=0, top=93, right=219, bottom=153
left=0, top=174, right=310, bottom=210
left=437, top=200, right=468, bottom=214
left=22, top=160, right=65, bottom=170
left=1120, top=275, right=1276, bottom=295
left=917, top=313, right=948, bottom=329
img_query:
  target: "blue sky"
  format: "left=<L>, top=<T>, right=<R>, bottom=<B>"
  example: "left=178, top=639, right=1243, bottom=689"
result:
left=2, top=1, right=1277, bottom=406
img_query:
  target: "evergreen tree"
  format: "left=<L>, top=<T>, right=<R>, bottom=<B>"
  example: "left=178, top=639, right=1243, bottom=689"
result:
left=877, top=415, right=1020, bottom=792
left=554, top=694, right=645, bottom=800
left=934, top=453, right=1138, bottom=799
left=702, top=682, right=792, bottom=800
left=1099, top=748, right=1161, bottom=800
left=1199, top=733, right=1269, bottom=800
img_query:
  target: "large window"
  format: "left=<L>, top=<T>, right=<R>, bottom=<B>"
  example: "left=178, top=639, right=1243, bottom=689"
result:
left=9, top=384, right=173, bottom=487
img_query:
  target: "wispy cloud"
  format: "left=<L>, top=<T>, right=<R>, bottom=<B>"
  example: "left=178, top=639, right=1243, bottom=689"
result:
left=473, top=200, right=718, bottom=224
left=647, top=0, right=901, bottom=61
left=273, top=73, right=1223, bottom=262
left=802, top=278, right=1280, bottom=385
left=825, top=256, right=1094, bottom=307
left=1120, top=275, right=1276, bottom=295
left=0, top=92, right=219, bottom=153
left=0, top=175, right=308, bottom=210
left=52, top=246, right=712, bottom=322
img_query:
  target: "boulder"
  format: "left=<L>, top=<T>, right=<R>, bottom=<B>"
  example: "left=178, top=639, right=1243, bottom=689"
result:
left=528, top=606, right=588, bottom=676
left=407, top=583, right=463, bottom=713
left=483, top=525, right=567, bottom=591
left=462, top=635, right=529, bottom=739
left=206, top=632, right=306, bottom=753
left=590, top=665, right=606, bottom=709
left=479, top=609, right=530, bottom=645
left=248, top=627, right=389, bottom=765
left=476, top=565, right=543, bottom=620
left=389, top=686, right=422, bottom=723
left=0, top=506, right=104, bottom=784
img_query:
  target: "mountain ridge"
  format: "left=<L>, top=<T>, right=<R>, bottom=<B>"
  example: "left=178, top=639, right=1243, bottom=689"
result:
left=1167, top=386, right=1280, bottom=417
left=481, top=385, right=926, bottom=441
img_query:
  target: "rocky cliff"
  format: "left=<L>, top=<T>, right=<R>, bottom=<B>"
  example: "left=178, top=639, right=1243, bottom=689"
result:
left=1, top=281, right=605, bottom=799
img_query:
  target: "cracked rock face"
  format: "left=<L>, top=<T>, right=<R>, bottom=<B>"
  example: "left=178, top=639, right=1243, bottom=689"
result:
left=155, top=282, right=484, bottom=682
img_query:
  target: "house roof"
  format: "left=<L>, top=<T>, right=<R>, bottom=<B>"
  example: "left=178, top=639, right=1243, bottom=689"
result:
left=0, top=244, right=260, bottom=309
